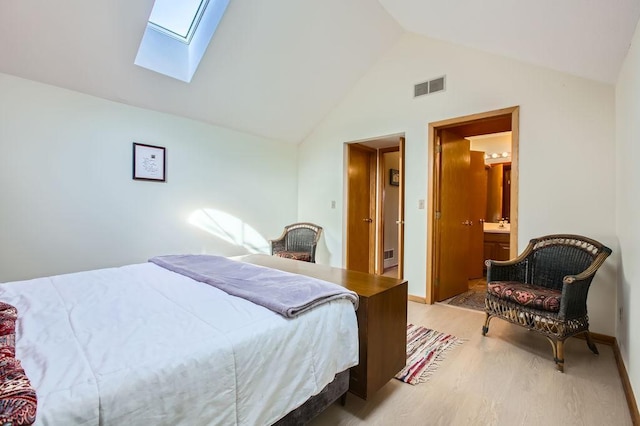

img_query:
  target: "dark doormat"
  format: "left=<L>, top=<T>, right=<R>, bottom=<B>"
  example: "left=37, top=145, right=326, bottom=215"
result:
left=443, top=280, right=486, bottom=312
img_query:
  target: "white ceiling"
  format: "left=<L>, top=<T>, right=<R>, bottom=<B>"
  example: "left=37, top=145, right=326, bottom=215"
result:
left=1, top=1, right=638, bottom=144
left=379, top=0, right=640, bottom=85
left=0, top=0, right=403, bottom=144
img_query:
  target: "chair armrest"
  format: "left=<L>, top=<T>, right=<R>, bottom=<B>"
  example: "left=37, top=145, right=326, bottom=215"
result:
left=309, top=242, right=318, bottom=263
left=563, top=250, right=611, bottom=284
left=558, top=277, right=591, bottom=320
left=486, top=240, right=536, bottom=283
left=558, top=250, right=611, bottom=319
left=269, top=227, right=289, bottom=255
left=270, top=238, right=286, bottom=255
left=486, top=260, right=528, bottom=283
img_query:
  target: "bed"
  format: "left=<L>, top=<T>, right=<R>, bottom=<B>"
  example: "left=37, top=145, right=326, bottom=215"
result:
left=0, top=255, right=359, bottom=425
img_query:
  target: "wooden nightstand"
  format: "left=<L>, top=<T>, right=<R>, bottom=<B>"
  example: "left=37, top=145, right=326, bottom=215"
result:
left=236, top=254, right=408, bottom=400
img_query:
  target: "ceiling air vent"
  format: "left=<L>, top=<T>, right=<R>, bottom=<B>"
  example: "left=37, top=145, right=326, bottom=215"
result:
left=414, top=76, right=446, bottom=98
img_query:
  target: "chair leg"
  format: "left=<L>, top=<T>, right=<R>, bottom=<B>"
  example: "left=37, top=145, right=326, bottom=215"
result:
left=584, top=331, right=599, bottom=355
left=554, top=339, right=565, bottom=373
left=482, top=313, right=491, bottom=335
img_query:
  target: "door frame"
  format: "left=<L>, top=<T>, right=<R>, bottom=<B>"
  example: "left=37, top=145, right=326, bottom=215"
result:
left=426, top=106, right=520, bottom=304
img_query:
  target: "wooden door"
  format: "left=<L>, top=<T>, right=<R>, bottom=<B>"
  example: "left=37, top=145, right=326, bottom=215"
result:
left=347, top=144, right=375, bottom=273
left=468, top=151, right=486, bottom=279
left=435, top=130, right=471, bottom=301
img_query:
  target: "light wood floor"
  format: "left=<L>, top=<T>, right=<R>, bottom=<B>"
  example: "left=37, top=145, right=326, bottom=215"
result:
left=310, top=302, right=632, bottom=426
left=382, top=266, right=398, bottom=278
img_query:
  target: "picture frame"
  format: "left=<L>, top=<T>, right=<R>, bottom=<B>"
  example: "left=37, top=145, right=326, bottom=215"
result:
left=133, top=143, right=166, bottom=182
left=389, top=168, right=400, bottom=186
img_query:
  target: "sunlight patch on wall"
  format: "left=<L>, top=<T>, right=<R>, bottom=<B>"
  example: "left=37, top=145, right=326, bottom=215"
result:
left=188, top=208, right=269, bottom=253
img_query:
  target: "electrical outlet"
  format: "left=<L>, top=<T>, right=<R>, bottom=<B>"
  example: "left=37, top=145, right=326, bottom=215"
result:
left=418, top=199, right=425, bottom=209
left=330, top=200, right=336, bottom=209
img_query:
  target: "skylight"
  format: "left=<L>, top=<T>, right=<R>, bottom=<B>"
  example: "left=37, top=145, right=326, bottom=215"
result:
left=135, top=0, right=230, bottom=83
left=148, top=0, right=207, bottom=43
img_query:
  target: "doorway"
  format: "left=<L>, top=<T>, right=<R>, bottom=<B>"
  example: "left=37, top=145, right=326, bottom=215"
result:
left=426, top=107, right=519, bottom=303
left=345, top=135, right=405, bottom=278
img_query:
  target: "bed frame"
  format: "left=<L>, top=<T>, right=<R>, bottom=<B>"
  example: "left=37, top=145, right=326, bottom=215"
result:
left=275, top=369, right=348, bottom=425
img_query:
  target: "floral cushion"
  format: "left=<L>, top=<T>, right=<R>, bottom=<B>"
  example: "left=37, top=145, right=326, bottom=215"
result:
left=487, top=281, right=561, bottom=313
left=275, top=252, right=312, bottom=262
left=0, top=302, right=37, bottom=425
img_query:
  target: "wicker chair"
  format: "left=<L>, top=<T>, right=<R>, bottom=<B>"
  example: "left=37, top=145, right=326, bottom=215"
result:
left=482, top=234, right=612, bottom=372
left=270, top=223, right=323, bottom=263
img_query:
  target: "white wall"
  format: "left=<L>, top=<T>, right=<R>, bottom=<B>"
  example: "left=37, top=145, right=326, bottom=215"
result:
left=299, top=33, right=618, bottom=334
left=0, top=73, right=298, bottom=282
left=615, top=18, right=640, bottom=412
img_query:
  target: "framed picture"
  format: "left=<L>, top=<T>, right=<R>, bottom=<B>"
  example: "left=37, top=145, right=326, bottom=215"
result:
left=133, top=143, right=166, bottom=182
left=390, top=168, right=400, bottom=186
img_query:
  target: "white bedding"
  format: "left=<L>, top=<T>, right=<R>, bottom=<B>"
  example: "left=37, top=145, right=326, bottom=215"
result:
left=0, top=262, right=359, bottom=425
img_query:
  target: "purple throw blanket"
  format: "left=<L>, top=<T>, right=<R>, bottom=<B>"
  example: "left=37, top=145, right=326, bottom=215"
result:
left=149, top=255, right=359, bottom=318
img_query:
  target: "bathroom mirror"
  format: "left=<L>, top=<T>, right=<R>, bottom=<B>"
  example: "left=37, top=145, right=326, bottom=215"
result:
left=486, top=162, right=511, bottom=223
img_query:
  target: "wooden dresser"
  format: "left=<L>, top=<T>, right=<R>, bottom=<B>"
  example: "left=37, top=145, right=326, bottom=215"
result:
left=237, top=254, right=408, bottom=400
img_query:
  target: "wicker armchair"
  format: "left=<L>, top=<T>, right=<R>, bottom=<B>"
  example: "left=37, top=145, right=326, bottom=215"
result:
left=482, top=234, right=611, bottom=372
left=270, top=223, right=323, bottom=263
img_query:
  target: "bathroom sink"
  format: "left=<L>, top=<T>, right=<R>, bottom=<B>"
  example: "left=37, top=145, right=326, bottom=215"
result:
left=484, top=222, right=510, bottom=233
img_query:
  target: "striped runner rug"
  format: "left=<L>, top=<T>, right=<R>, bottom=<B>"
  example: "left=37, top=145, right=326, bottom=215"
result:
left=395, top=324, right=465, bottom=385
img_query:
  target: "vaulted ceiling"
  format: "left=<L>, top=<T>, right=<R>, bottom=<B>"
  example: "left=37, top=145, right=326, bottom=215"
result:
left=1, top=1, right=638, bottom=144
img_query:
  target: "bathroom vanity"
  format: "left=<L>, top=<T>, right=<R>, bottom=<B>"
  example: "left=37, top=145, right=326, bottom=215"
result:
left=483, top=223, right=511, bottom=264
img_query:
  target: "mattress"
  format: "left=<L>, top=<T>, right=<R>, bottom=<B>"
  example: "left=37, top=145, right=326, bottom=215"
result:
left=0, top=262, right=359, bottom=425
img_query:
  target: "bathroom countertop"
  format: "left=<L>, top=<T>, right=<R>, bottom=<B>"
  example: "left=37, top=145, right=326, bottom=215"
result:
left=483, top=222, right=510, bottom=233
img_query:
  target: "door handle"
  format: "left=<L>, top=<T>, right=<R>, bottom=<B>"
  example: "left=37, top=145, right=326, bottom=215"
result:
left=396, top=220, right=404, bottom=224
left=363, top=218, right=373, bottom=223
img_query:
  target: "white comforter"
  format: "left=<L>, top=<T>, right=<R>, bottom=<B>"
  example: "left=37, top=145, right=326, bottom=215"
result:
left=0, top=262, right=359, bottom=425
